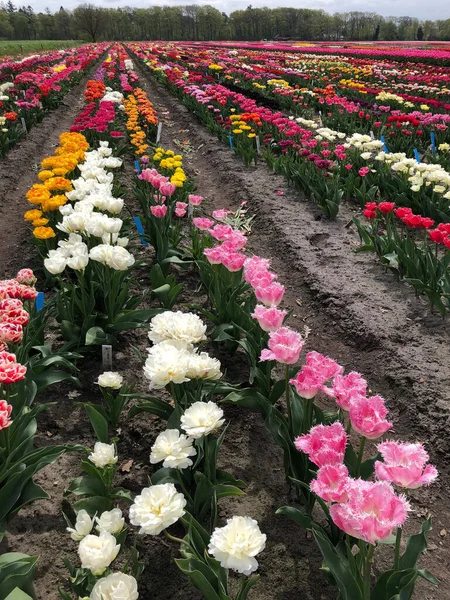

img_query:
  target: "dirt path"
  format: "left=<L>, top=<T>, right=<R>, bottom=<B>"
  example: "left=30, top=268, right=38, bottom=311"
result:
left=134, top=68, right=450, bottom=599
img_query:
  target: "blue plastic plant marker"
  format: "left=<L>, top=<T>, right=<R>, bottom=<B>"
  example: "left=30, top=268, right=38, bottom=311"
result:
left=134, top=159, right=140, bottom=173
left=133, top=216, right=149, bottom=247
left=431, top=131, right=436, bottom=153
left=414, top=148, right=421, bottom=163
left=229, top=135, right=233, bottom=149
left=35, top=292, right=44, bottom=311
left=381, top=135, right=389, bottom=153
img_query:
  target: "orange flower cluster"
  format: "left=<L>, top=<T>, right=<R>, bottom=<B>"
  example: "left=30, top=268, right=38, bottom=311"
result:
left=4, top=112, right=18, bottom=121
left=84, top=80, right=106, bottom=101
left=25, top=131, right=88, bottom=240
left=123, top=87, right=158, bottom=156
left=239, top=112, right=263, bottom=127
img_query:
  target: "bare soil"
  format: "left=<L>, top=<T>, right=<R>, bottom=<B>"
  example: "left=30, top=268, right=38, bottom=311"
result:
left=0, top=59, right=448, bottom=600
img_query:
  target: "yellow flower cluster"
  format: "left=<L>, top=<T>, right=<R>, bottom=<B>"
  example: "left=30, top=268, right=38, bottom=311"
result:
left=52, top=63, right=67, bottom=73
left=124, top=88, right=159, bottom=156
left=25, top=131, right=88, bottom=240
left=208, top=64, right=223, bottom=71
left=252, top=82, right=267, bottom=89
left=267, top=79, right=291, bottom=89
left=153, top=147, right=186, bottom=187
left=375, top=91, right=404, bottom=104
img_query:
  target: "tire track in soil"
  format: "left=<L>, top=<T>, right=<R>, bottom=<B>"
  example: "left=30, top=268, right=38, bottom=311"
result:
left=133, top=67, right=450, bottom=599
left=0, top=60, right=106, bottom=279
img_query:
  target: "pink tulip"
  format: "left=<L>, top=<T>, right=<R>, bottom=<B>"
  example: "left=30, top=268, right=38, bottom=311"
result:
left=349, top=394, right=392, bottom=439
left=330, top=480, right=410, bottom=545
left=140, top=168, right=159, bottom=182
left=358, top=167, right=370, bottom=177
left=193, top=217, right=214, bottom=230
left=251, top=305, right=287, bottom=332
left=210, top=224, right=234, bottom=241
left=212, top=209, right=229, bottom=221
left=311, top=464, right=350, bottom=503
left=188, top=194, right=203, bottom=206
left=151, top=205, right=168, bottom=218
left=295, top=422, right=347, bottom=467
left=331, top=372, right=367, bottom=411
left=260, top=326, right=304, bottom=364
left=254, top=282, right=285, bottom=307
left=375, top=441, right=438, bottom=489
left=0, top=399, right=13, bottom=430
left=175, top=201, right=187, bottom=217
left=220, top=251, right=246, bottom=272
left=221, top=231, right=247, bottom=251
left=160, top=182, right=176, bottom=197
left=203, top=247, right=223, bottom=264
left=290, top=352, right=343, bottom=399
left=244, top=256, right=271, bottom=274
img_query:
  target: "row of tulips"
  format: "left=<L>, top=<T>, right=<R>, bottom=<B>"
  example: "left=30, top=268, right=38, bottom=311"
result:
left=47, top=47, right=269, bottom=600
left=0, top=43, right=109, bottom=158
left=126, top=43, right=450, bottom=223
left=125, top=42, right=450, bottom=314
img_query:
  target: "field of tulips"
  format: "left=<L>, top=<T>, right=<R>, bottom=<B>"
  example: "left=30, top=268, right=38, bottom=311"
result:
left=0, top=41, right=450, bottom=600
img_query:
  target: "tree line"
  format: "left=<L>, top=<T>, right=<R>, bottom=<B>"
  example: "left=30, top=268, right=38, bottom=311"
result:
left=1, top=2, right=450, bottom=43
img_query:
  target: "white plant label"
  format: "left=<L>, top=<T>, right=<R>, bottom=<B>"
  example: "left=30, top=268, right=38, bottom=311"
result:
left=102, top=345, right=113, bottom=370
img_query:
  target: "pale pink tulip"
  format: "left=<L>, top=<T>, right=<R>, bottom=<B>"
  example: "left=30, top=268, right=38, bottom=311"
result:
left=254, top=282, right=285, bottom=307
left=204, top=247, right=223, bottom=264
left=311, top=464, right=350, bottom=503
left=193, top=217, right=214, bottom=230
left=246, top=269, right=277, bottom=288
left=375, top=441, right=438, bottom=489
left=175, top=202, right=187, bottom=217
left=260, top=327, right=303, bottom=364
left=151, top=205, right=168, bottom=218
left=220, top=251, right=246, bottom=272
left=210, top=224, right=234, bottom=241
left=330, top=480, right=410, bottom=545
left=349, top=394, right=392, bottom=439
left=251, top=305, right=287, bottom=332
left=160, top=182, right=177, bottom=197
left=221, top=231, right=247, bottom=251
left=290, top=352, right=343, bottom=399
left=295, top=422, right=347, bottom=467
left=188, top=194, right=203, bottom=206
left=331, top=372, right=368, bottom=411
left=212, top=209, right=229, bottom=220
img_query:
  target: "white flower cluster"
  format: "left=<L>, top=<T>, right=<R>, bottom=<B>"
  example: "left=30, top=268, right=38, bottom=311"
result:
left=143, top=311, right=222, bottom=389
left=124, top=59, right=134, bottom=70
left=102, top=87, right=124, bottom=104
left=150, top=402, right=224, bottom=469
left=44, top=141, right=135, bottom=275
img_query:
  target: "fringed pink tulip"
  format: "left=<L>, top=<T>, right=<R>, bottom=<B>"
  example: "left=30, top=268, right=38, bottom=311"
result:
left=331, top=372, right=368, bottom=411
left=349, top=394, right=393, bottom=439
left=254, top=282, right=285, bottom=307
left=251, top=305, right=287, bottom=332
left=311, top=464, right=350, bottom=503
left=375, top=441, right=438, bottom=489
left=294, top=422, right=347, bottom=467
left=260, top=327, right=303, bottom=365
left=330, top=480, right=410, bottom=545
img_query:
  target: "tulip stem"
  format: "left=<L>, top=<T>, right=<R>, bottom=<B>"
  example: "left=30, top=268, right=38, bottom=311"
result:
left=363, top=544, right=375, bottom=599
left=394, top=527, right=402, bottom=571
left=285, top=365, right=292, bottom=435
left=356, top=436, right=366, bottom=477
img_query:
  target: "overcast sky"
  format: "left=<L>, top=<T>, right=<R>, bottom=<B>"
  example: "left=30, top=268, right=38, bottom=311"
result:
left=22, top=0, right=448, bottom=22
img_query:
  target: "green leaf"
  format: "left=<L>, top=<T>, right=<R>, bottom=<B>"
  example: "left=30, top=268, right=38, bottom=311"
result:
left=276, top=506, right=314, bottom=530
left=400, top=518, right=433, bottom=570
left=4, top=588, right=34, bottom=600
left=175, top=558, right=223, bottom=600
left=85, top=326, right=107, bottom=346
left=81, top=404, right=109, bottom=443
left=312, top=529, right=363, bottom=600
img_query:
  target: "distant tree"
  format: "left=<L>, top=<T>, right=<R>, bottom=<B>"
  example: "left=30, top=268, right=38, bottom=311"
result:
left=373, top=22, right=380, bottom=40
left=417, top=25, right=424, bottom=40
left=5, top=0, right=15, bottom=13
left=73, top=3, right=106, bottom=42
left=0, top=8, right=13, bottom=37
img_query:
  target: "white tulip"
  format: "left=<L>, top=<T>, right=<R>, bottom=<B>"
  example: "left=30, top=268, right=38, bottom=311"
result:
left=208, top=516, right=266, bottom=575
left=78, top=531, right=120, bottom=575
left=96, top=509, right=125, bottom=534
left=44, top=252, right=67, bottom=274
left=180, top=401, right=225, bottom=439
left=186, top=352, right=222, bottom=381
left=143, top=342, right=191, bottom=389
left=150, top=429, right=196, bottom=469
left=90, top=572, right=138, bottom=600
left=97, top=371, right=123, bottom=389
left=88, top=442, right=118, bottom=468
left=148, top=311, right=207, bottom=345
left=129, top=483, right=186, bottom=535
left=66, top=509, right=93, bottom=541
